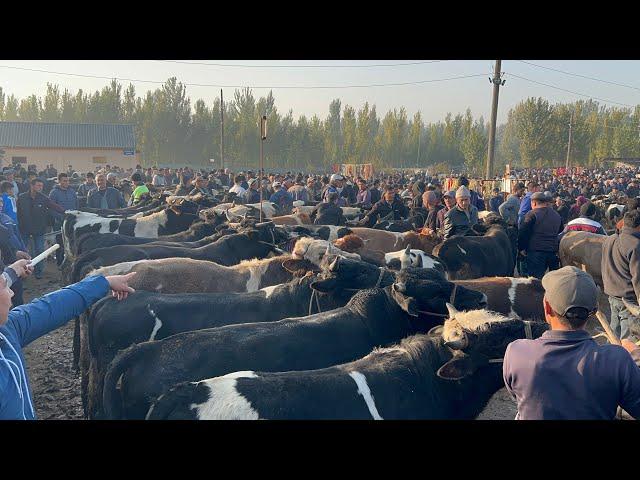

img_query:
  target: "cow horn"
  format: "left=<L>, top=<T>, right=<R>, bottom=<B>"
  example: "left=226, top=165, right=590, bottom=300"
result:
left=329, top=256, right=340, bottom=272
left=444, top=335, right=469, bottom=351
left=445, top=302, right=459, bottom=318
left=401, top=246, right=411, bottom=270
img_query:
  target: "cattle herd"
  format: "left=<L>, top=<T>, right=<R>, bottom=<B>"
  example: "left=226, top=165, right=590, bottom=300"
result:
left=59, top=190, right=552, bottom=420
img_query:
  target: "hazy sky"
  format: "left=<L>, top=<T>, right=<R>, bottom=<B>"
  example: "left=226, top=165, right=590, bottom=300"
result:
left=0, top=60, right=639, bottom=124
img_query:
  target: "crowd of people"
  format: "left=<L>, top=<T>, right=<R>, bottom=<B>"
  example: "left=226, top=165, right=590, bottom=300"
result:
left=1, top=159, right=640, bottom=421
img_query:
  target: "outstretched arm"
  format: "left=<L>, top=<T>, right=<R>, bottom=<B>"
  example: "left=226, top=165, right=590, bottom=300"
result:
left=7, top=269, right=136, bottom=347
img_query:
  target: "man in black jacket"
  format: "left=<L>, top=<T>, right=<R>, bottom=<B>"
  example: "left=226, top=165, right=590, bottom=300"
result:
left=17, top=178, right=65, bottom=279
left=602, top=210, right=640, bottom=342
left=311, top=192, right=345, bottom=226
left=518, top=192, right=564, bottom=279
left=358, top=186, right=409, bottom=228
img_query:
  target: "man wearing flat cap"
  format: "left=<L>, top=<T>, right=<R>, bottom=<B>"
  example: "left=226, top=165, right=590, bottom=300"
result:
left=442, top=186, right=479, bottom=240
left=517, top=192, right=564, bottom=279
left=503, top=266, right=640, bottom=419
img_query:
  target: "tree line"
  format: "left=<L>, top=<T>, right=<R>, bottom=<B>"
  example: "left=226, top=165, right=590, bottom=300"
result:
left=0, top=78, right=639, bottom=175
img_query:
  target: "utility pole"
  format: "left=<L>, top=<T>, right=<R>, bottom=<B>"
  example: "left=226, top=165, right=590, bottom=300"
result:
left=486, top=60, right=505, bottom=180
left=565, top=111, right=574, bottom=171
left=259, top=115, right=267, bottom=223
left=220, top=89, right=224, bottom=171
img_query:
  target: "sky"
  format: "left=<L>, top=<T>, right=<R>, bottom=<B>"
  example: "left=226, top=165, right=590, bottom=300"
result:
left=0, top=60, right=639, bottom=124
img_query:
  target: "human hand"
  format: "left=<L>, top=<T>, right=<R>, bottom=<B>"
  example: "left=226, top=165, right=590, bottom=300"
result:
left=16, top=251, right=31, bottom=261
left=621, top=339, right=640, bottom=354
left=105, top=271, right=137, bottom=301
left=9, top=259, right=34, bottom=278
left=519, top=250, right=527, bottom=257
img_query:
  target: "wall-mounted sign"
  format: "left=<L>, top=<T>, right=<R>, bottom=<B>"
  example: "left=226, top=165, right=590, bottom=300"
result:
left=123, top=149, right=135, bottom=156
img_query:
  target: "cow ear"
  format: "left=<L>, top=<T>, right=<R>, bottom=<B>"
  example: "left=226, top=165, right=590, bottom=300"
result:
left=436, top=353, right=478, bottom=381
left=428, top=325, right=444, bottom=337
left=445, top=302, right=459, bottom=318
left=391, top=286, right=418, bottom=317
left=414, top=254, right=423, bottom=268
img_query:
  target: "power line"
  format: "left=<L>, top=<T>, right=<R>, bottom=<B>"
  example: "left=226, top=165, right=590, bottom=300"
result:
left=156, top=60, right=448, bottom=68
left=0, top=64, right=485, bottom=90
left=517, top=60, right=640, bottom=93
left=506, top=72, right=636, bottom=108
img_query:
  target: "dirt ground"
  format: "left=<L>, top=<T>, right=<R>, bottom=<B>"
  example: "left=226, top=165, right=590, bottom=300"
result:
left=22, top=260, right=84, bottom=420
left=19, top=261, right=622, bottom=420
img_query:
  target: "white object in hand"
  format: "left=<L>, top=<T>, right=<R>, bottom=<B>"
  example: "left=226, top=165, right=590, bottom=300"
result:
left=28, top=244, right=60, bottom=267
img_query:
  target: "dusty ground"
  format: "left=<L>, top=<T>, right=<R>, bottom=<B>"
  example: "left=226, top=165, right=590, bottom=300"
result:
left=18, top=261, right=624, bottom=420
left=22, top=260, right=84, bottom=420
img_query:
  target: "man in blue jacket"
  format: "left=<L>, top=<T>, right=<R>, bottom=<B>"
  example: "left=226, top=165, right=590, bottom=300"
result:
left=48, top=173, right=78, bottom=267
left=0, top=259, right=136, bottom=420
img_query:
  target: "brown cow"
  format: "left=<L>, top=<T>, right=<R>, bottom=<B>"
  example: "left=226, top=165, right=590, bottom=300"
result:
left=348, top=227, right=440, bottom=254
left=559, top=231, right=605, bottom=288
left=455, top=277, right=545, bottom=321
left=270, top=213, right=312, bottom=225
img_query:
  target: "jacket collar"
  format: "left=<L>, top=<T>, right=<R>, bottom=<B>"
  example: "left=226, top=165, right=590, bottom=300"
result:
left=541, top=329, right=592, bottom=341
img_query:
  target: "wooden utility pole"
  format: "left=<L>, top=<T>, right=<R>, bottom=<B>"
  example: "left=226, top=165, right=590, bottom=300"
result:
left=565, top=112, right=574, bottom=170
left=486, top=60, right=505, bottom=180
left=259, top=115, right=267, bottom=222
left=220, top=89, right=225, bottom=171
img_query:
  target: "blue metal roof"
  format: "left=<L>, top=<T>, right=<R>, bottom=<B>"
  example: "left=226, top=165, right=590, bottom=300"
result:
left=0, top=122, right=136, bottom=149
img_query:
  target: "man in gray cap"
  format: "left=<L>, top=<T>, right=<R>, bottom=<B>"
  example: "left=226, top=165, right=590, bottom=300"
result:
left=442, top=186, right=479, bottom=240
left=503, top=266, right=640, bottom=419
left=436, top=190, right=457, bottom=232
left=518, top=192, right=564, bottom=278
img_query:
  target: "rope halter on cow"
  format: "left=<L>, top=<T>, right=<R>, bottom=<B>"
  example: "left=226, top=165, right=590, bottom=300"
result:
left=414, top=282, right=459, bottom=319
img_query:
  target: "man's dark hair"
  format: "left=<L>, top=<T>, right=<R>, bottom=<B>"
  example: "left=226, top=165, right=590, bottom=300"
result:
left=0, top=181, right=13, bottom=193
left=58, top=172, right=68, bottom=181
left=559, top=307, right=591, bottom=329
left=384, top=185, right=395, bottom=193
left=31, top=178, right=44, bottom=186
left=579, top=202, right=596, bottom=218
left=131, top=172, right=143, bottom=183
left=527, top=181, right=538, bottom=190
left=623, top=209, right=640, bottom=228
left=458, top=176, right=469, bottom=187
left=86, top=172, right=95, bottom=179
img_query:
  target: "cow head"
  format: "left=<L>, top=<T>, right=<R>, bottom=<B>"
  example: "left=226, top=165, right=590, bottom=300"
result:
left=310, top=256, right=392, bottom=293
left=390, top=268, right=487, bottom=319
left=436, top=305, right=549, bottom=381
left=291, top=237, right=360, bottom=269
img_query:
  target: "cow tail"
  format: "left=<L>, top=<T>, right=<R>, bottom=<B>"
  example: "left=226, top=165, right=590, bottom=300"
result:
left=145, top=382, right=192, bottom=420
left=102, top=342, right=152, bottom=419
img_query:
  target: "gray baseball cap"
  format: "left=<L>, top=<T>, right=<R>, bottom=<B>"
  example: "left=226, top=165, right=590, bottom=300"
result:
left=531, top=192, right=549, bottom=202
left=541, top=266, right=598, bottom=316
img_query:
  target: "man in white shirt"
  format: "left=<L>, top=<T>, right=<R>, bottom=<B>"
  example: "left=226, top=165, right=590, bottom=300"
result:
left=229, top=175, right=247, bottom=197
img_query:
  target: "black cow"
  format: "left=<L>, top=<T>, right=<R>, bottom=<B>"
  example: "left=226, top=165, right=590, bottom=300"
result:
left=70, top=230, right=285, bottom=282
left=74, top=219, right=224, bottom=256
left=146, top=311, right=548, bottom=420
left=84, top=273, right=351, bottom=418
left=433, top=224, right=515, bottom=280
left=102, top=270, right=487, bottom=419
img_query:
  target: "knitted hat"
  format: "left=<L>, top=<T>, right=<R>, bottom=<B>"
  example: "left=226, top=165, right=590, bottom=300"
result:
left=455, top=186, right=471, bottom=199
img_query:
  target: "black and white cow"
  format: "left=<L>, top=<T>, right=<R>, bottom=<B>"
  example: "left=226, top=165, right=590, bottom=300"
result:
left=62, top=201, right=201, bottom=268
left=101, top=270, right=487, bottom=419
left=84, top=273, right=353, bottom=418
left=145, top=307, right=548, bottom=420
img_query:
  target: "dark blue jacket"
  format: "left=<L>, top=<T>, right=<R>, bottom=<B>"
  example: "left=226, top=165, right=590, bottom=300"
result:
left=48, top=185, right=78, bottom=220
left=0, top=275, right=110, bottom=419
left=504, top=329, right=640, bottom=419
left=269, top=189, right=293, bottom=213
left=489, top=195, right=503, bottom=213
left=87, top=187, right=126, bottom=210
